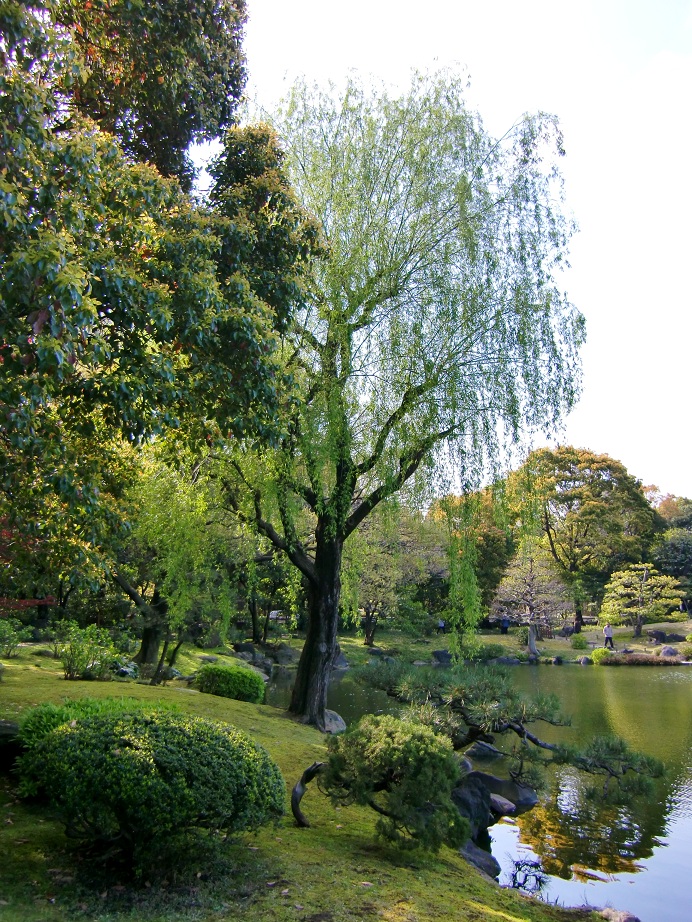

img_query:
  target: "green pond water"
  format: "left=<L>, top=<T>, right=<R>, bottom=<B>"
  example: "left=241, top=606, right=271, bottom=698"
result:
left=267, top=664, right=692, bottom=921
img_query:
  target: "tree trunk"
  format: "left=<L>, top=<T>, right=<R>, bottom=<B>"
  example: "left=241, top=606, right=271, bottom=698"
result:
left=633, top=614, right=643, bottom=638
left=289, top=533, right=343, bottom=731
left=363, top=606, right=378, bottom=646
left=528, top=622, right=539, bottom=656
left=249, top=596, right=262, bottom=644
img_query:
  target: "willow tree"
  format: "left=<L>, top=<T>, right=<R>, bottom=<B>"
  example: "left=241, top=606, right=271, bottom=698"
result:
left=215, top=73, right=584, bottom=729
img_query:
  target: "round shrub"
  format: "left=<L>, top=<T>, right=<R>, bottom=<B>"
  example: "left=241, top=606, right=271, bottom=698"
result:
left=591, top=647, right=612, bottom=665
left=195, top=663, right=266, bottom=703
left=21, top=712, right=284, bottom=867
left=680, top=644, right=692, bottom=660
left=570, top=634, right=589, bottom=650
left=321, top=714, right=468, bottom=851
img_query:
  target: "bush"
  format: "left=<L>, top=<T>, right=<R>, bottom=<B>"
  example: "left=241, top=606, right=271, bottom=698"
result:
left=19, top=712, right=285, bottom=869
left=680, top=644, right=692, bottom=660
left=0, top=618, right=32, bottom=657
left=686, top=634, right=692, bottom=644
left=570, top=634, right=589, bottom=650
left=17, top=698, right=177, bottom=796
left=320, top=714, right=469, bottom=851
left=516, top=626, right=530, bottom=646
left=195, top=663, right=266, bottom=703
left=55, top=621, right=118, bottom=679
left=591, top=647, right=612, bottom=665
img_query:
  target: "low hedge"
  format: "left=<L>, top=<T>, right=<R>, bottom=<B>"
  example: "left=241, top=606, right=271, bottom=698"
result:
left=195, top=663, right=266, bottom=703
left=19, top=711, right=285, bottom=868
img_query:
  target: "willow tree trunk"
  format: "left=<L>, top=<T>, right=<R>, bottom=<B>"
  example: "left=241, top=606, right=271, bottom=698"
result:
left=289, top=533, right=343, bottom=730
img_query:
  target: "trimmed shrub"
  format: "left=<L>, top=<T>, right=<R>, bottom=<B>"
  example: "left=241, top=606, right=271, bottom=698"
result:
left=195, top=663, right=266, bottom=703
left=590, top=647, right=612, bottom=665
left=516, top=626, right=530, bottom=646
left=320, top=714, right=469, bottom=851
left=680, top=644, right=692, bottom=660
left=570, top=634, right=589, bottom=650
left=17, top=698, right=178, bottom=796
left=19, top=712, right=284, bottom=868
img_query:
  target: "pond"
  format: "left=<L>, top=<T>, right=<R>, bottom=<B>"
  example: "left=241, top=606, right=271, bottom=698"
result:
left=267, top=664, right=692, bottom=921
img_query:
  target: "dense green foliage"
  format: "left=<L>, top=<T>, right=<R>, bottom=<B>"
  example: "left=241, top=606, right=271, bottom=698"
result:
left=54, top=620, right=118, bottom=679
left=20, top=711, right=285, bottom=868
left=320, top=714, right=468, bottom=851
left=0, top=617, right=32, bottom=655
left=600, top=563, right=684, bottom=634
left=195, top=663, right=266, bottom=703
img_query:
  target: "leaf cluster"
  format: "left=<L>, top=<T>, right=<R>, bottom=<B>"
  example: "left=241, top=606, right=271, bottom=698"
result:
left=319, top=714, right=468, bottom=851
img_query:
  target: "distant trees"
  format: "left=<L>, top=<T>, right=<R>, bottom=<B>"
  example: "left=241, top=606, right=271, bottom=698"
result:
left=508, top=448, right=657, bottom=614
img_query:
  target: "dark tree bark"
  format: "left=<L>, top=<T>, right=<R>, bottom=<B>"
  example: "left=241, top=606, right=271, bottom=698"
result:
left=289, top=532, right=343, bottom=730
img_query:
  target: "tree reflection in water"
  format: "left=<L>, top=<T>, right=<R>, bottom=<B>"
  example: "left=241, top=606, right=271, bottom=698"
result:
left=516, top=766, right=667, bottom=879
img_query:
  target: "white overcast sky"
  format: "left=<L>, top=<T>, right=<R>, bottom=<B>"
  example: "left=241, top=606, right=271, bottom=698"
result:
left=235, top=0, right=692, bottom=496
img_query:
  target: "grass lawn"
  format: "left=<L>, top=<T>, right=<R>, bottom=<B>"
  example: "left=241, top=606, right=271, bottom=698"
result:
left=0, top=643, right=604, bottom=922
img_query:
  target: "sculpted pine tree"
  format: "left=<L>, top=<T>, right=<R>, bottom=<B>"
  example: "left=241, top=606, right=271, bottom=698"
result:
left=215, top=73, right=584, bottom=729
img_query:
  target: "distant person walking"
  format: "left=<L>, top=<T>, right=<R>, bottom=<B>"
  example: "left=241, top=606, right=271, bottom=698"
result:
left=603, top=622, right=615, bottom=650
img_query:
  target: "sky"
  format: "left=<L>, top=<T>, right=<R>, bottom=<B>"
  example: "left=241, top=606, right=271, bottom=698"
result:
left=233, top=0, right=692, bottom=496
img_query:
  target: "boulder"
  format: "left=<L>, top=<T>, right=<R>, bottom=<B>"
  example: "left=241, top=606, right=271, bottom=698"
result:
left=489, top=793, right=516, bottom=816
left=332, top=651, right=349, bottom=669
left=234, top=642, right=256, bottom=655
left=467, top=771, right=538, bottom=811
left=323, top=709, right=347, bottom=734
left=488, top=655, right=522, bottom=666
left=600, top=910, right=641, bottom=922
left=660, top=646, right=679, bottom=657
left=551, top=656, right=563, bottom=665
left=274, top=643, right=300, bottom=666
left=432, top=650, right=453, bottom=665
left=460, top=840, right=501, bottom=879
left=465, top=741, right=503, bottom=761
left=578, top=656, right=593, bottom=665
left=116, top=662, right=139, bottom=678
left=451, top=775, right=493, bottom=840
left=456, top=755, right=473, bottom=775
left=665, top=633, right=686, bottom=643
left=236, top=651, right=254, bottom=662
left=646, top=630, right=666, bottom=644
left=198, top=654, right=219, bottom=664
left=367, top=646, right=385, bottom=656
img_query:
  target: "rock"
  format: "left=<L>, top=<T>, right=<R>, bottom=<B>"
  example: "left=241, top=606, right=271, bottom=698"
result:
left=165, top=667, right=181, bottom=679
left=116, top=662, right=139, bottom=678
left=412, top=660, right=429, bottom=666
left=647, top=630, right=666, bottom=644
left=551, top=656, right=563, bottom=665
left=600, top=909, right=642, bottom=922
left=32, top=648, right=55, bottom=657
left=432, top=650, right=453, bottom=665
left=323, top=709, right=347, bottom=734
left=465, top=741, right=503, bottom=761
left=234, top=642, right=256, bottom=655
left=460, top=841, right=501, bottom=879
left=578, top=656, right=593, bottom=665
left=660, top=646, right=679, bottom=657
left=467, top=770, right=538, bottom=811
left=456, top=755, right=473, bottom=775
left=665, top=633, right=685, bottom=643
left=236, top=651, right=254, bottom=662
left=489, top=655, right=521, bottom=666
left=273, top=643, right=300, bottom=665
left=198, top=654, right=219, bottom=664
left=451, top=776, right=493, bottom=839
left=333, top=651, right=349, bottom=669
left=367, top=646, right=385, bottom=656
left=489, top=793, right=516, bottom=816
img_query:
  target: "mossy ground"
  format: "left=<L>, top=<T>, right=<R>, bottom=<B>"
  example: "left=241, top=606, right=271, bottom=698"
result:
left=0, top=643, right=604, bottom=922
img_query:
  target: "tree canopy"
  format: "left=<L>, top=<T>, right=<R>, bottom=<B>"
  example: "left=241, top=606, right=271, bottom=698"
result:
left=215, top=72, right=584, bottom=727
left=509, top=447, right=657, bottom=607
